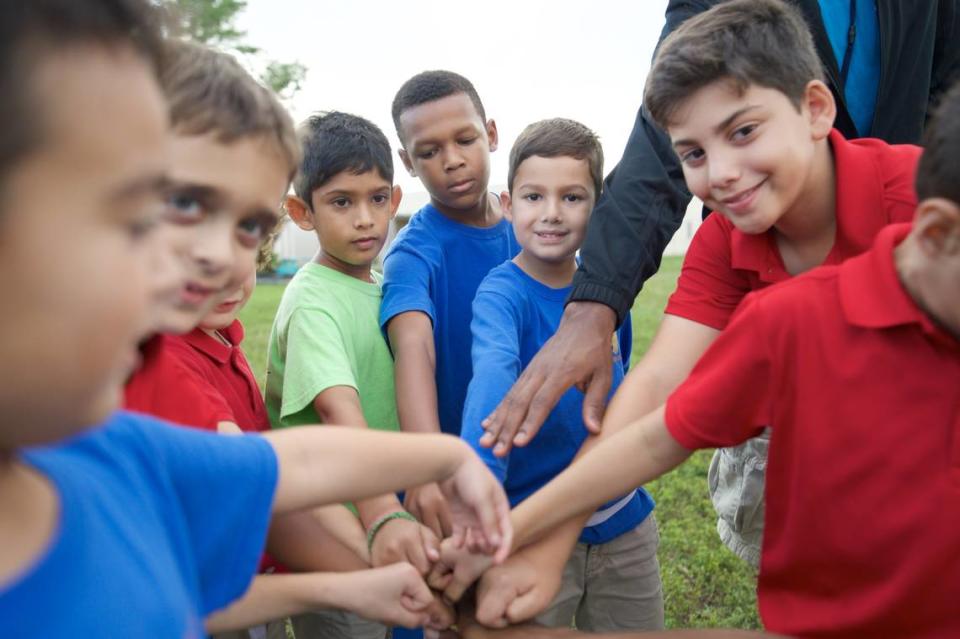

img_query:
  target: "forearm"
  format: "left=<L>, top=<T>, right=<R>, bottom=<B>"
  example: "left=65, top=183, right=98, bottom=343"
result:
left=265, top=427, right=467, bottom=514
left=512, top=408, right=689, bottom=546
left=391, top=325, right=443, bottom=435
left=205, top=572, right=346, bottom=633
left=267, top=505, right=369, bottom=572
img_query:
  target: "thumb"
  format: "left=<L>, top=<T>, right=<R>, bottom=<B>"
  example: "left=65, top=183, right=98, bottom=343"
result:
left=403, top=572, right=434, bottom=610
left=581, top=364, right=612, bottom=433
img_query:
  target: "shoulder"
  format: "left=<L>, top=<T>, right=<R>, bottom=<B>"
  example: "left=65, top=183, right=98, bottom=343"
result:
left=742, top=264, right=841, bottom=319
left=386, top=210, right=443, bottom=262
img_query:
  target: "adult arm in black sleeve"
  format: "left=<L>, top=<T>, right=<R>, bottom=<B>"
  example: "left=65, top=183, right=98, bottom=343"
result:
left=477, top=0, right=716, bottom=457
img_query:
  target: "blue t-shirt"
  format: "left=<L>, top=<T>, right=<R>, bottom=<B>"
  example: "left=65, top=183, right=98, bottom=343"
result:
left=461, top=261, right=654, bottom=545
left=380, top=202, right=519, bottom=436
left=1, top=411, right=278, bottom=638
left=818, top=0, right=880, bottom=136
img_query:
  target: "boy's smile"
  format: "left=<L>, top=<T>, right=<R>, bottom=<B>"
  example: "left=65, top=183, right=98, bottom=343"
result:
left=669, top=81, right=833, bottom=236
left=398, top=92, right=498, bottom=221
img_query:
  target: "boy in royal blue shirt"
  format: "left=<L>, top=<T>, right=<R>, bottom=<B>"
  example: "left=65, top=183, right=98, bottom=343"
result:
left=459, top=119, right=663, bottom=631
left=381, top=70, right=519, bottom=538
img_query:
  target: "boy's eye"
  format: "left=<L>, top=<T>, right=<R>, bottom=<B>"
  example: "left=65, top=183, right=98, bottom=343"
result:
left=372, top=194, right=389, bottom=205
left=679, top=148, right=706, bottom=166
left=563, top=194, right=584, bottom=203
left=331, top=197, right=351, bottom=208
left=165, top=193, right=203, bottom=222
left=522, top=193, right=543, bottom=202
left=417, top=149, right=437, bottom=159
left=731, top=123, right=758, bottom=142
left=458, top=137, right=477, bottom=146
left=237, top=217, right=271, bottom=244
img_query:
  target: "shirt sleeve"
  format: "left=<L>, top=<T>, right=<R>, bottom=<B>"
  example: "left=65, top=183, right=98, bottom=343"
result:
left=664, top=293, right=773, bottom=449
left=569, top=0, right=716, bottom=325
left=380, top=242, right=436, bottom=331
left=142, top=419, right=279, bottom=615
left=460, top=286, right=523, bottom=483
left=278, top=307, right=357, bottom=424
left=663, top=214, right=750, bottom=330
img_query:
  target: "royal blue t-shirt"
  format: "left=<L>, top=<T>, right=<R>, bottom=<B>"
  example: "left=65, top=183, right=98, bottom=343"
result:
left=461, top=261, right=654, bottom=545
left=380, top=202, right=519, bottom=436
left=1, top=411, right=278, bottom=638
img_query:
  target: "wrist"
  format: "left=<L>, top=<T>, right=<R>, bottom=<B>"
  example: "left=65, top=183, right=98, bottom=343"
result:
left=367, top=510, right=418, bottom=555
left=563, top=301, right=617, bottom=335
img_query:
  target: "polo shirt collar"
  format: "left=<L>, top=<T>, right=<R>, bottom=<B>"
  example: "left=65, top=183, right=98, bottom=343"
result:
left=729, top=129, right=886, bottom=283
left=839, top=224, right=951, bottom=343
left=181, top=320, right=244, bottom=364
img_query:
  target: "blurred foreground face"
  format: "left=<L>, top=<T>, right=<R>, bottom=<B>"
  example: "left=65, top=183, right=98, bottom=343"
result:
left=0, top=44, right=170, bottom=446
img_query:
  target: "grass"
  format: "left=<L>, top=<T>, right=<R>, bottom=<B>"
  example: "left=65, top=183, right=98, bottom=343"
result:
left=239, top=257, right=760, bottom=630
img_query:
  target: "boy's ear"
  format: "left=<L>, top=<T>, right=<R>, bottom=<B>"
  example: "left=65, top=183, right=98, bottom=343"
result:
left=500, top=190, right=513, bottom=222
left=389, top=184, right=403, bottom=218
left=285, top=195, right=315, bottom=231
left=803, top=80, right=836, bottom=140
left=913, top=198, right=960, bottom=257
left=486, top=119, right=499, bottom=153
left=398, top=148, right=416, bottom=177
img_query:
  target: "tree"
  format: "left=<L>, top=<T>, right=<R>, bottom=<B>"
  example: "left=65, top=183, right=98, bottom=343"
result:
left=161, top=0, right=307, bottom=99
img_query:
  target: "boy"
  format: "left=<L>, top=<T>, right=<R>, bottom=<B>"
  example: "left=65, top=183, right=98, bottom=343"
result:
left=492, top=0, right=921, bottom=568
left=460, top=119, right=662, bottom=631
left=124, top=38, right=299, bottom=432
left=269, top=111, right=442, bottom=638
left=382, top=70, right=519, bottom=537
left=498, top=78, right=960, bottom=636
left=0, top=4, right=513, bottom=635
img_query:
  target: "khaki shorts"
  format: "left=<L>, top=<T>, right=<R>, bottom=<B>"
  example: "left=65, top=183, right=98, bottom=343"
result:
left=535, top=514, right=664, bottom=632
left=286, top=609, right=388, bottom=639
left=707, top=429, right=770, bottom=568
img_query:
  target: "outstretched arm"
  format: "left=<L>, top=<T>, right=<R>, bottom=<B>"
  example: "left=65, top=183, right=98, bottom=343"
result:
left=262, top=427, right=512, bottom=561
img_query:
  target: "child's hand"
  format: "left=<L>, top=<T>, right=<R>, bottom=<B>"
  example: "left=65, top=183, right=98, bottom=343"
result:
left=370, top=515, right=441, bottom=575
left=473, top=551, right=563, bottom=628
left=337, top=562, right=435, bottom=628
left=404, top=482, right=454, bottom=540
left=438, top=449, right=513, bottom=564
left=427, top=535, right=494, bottom=601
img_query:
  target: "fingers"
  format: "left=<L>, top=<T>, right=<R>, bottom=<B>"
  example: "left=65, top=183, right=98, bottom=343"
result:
left=435, top=496, right=455, bottom=539
left=420, top=524, right=441, bottom=565
left=480, top=367, right=543, bottom=456
left=424, top=593, right=456, bottom=630
left=581, top=363, right=613, bottom=433
left=475, top=583, right=513, bottom=628
left=510, top=377, right=567, bottom=449
left=505, top=585, right=547, bottom=624
left=426, top=560, right=453, bottom=591
left=492, top=496, right=513, bottom=565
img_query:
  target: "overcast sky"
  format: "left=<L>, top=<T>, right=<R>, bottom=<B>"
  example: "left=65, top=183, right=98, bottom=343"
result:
left=237, top=1, right=669, bottom=199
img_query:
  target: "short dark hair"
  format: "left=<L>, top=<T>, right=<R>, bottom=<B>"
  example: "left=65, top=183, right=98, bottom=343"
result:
left=508, top=118, right=604, bottom=197
left=391, top=70, right=486, bottom=145
left=916, top=81, right=960, bottom=205
left=644, top=0, right=823, bottom=128
left=161, top=39, right=300, bottom=179
left=0, top=0, right=163, bottom=192
left=293, top=112, right=393, bottom=205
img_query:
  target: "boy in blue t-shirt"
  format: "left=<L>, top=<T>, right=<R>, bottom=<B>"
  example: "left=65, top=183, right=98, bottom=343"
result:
left=381, top=70, right=519, bottom=537
left=0, top=6, right=513, bottom=635
left=460, top=119, right=664, bottom=631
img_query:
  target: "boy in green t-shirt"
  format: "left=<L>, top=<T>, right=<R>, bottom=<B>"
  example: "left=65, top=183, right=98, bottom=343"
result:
left=266, top=111, right=444, bottom=638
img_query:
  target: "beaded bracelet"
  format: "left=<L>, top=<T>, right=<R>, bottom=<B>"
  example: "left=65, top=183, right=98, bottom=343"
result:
left=366, top=510, right=418, bottom=555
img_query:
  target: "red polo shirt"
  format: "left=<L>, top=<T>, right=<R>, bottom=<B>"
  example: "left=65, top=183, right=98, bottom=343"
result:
left=665, top=129, right=921, bottom=330
left=124, top=321, right=268, bottom=433
left=665, top=224, right=960, bottom=638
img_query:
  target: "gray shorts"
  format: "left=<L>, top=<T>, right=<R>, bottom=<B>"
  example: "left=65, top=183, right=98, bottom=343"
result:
left=707, top=428, right=770, bottom=568
left=286, top=609, right=388, bottom=639
left=534, top=514, right=664, bottom=632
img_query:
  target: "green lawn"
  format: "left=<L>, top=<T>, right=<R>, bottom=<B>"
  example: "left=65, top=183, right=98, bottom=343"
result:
left=239, top=257, right=760, bottom=629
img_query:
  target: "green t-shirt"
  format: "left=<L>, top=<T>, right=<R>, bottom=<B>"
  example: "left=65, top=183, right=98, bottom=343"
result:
left=265, top=263, right=399, bottom=433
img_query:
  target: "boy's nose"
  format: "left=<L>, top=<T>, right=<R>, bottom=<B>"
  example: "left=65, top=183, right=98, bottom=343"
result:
left=193, top=224, right=234, bottom=273
left=354, top=204, right=375, bottom=228
left=442, top=147, right=466, bottom=171
left=707, top=151, right=741, bottom=190
left=541, top=199, right=563, bottom=223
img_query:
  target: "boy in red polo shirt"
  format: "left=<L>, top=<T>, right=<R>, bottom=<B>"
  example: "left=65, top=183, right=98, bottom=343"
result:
left=501, top=79, right=960, bottom=638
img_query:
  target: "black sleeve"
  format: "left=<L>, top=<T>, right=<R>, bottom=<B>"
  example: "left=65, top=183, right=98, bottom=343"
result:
left=929, top=0, right=960, bottom=119
left=569, top=0, right=716, bottom=326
